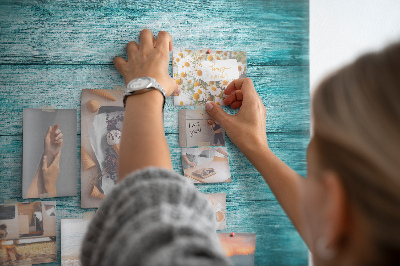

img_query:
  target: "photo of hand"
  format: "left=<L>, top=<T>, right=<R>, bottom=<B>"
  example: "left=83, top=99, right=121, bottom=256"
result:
left=26, top=124, right=63, bottom=198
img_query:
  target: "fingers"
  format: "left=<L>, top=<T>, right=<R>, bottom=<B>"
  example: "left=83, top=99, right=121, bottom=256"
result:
left=42, top=156, right=48, bottom=171
left=51, top=124, right=59, bottom=133
left=225, top=78, right=257, bottom=97
left=139, top=29, right=155, bottom=52
left=55, top=133, right=63, bottom=141
left=155, top=31, right=173, bottom=53
left=223, top=90, right=243, bottom=109
left=113, top=56, right=128, bottom=74
left=57, top=139, right=64, bottom=147
left=171, top=85, right=182, bottom=96
left=205, top=102, right=231, bottom=128
left=126, top=41, right=139, bottom=61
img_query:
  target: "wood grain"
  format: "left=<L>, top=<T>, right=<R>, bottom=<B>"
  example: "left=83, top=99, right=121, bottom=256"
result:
left=0, top=65, right=309, bottom=135
left=0, top=0, right=309, bottom=264
left=0, top=0, right=308, bottom=66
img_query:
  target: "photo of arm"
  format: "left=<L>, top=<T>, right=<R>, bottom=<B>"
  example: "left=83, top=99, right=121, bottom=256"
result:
left=26, top=124, right=63, bottom=198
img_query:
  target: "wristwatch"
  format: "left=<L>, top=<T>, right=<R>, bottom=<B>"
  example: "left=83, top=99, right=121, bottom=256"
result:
left=123, top=77, right=166, bottom=109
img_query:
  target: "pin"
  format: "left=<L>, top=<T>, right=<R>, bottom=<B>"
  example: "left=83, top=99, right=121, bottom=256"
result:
left=230, top=232, right=235, bottom=237
left=206, top=49, right=211, bottom=54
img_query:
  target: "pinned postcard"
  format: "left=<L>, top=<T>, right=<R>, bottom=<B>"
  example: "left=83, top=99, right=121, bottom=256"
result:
left=219, top=233, right=257, bottom=266
left=173, top=49, right=247, bottom=106
left=81, top=89, right=124, bottom=208
left=179, top=109, right=225, bottom=147
left=0, top=201, right=57, bottom=265
left=182, top=147, right=231, bottom=183
left=22, top=108, right=77, bottom=199
left=61, top=219, right=92, bottom=265
left=205, top=193, right=227, bottom=230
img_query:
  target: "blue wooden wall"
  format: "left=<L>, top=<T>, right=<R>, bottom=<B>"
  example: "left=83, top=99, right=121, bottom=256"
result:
left=0, top=0, right=310, bottom=265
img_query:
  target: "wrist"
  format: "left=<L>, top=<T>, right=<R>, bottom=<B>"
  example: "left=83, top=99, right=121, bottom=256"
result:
left=43, top=182, right=56, bottom=196
left=125, top=90, right=164, bottom=110
left=241, top=136, right=271, bottom=158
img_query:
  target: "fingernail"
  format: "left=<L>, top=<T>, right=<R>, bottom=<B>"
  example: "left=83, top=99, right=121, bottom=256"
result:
left=43, top=156, right=47, bottom=159
left=206, top=102, right=214, bottom=111
left=177, top=86, right=182, bottom=94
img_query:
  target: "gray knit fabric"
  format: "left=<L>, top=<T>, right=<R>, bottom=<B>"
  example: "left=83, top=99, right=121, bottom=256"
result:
left=81, top=167, right=232, bottom=266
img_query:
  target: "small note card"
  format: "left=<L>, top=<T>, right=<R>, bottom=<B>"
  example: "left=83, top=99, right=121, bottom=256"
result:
left=173, top=49, right=247, bottom=106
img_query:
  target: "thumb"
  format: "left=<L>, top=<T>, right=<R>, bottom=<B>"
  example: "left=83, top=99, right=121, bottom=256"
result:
left=205, top=102, right=231, bottom=127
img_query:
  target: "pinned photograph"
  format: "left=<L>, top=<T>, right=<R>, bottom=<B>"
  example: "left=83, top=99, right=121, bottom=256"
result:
left=179, top=109, right=225, bottom=147
left=205, top=193, right=227, bottom=230
left=173, top=49, right=247, bottom=106
left=22, top=108, right=77, bottom=198
left=182, top=147, right=231, bottom=183
left=61, top=219, right=92, bottom=265
left=0, top=201, right=57, bottom=265
left=81, top=89, right=125, bottom=208
left=219, top=233, right=257, bottom=266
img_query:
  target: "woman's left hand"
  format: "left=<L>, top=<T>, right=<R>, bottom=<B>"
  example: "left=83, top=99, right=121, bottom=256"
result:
left=113, top=29, right=180, bottom=97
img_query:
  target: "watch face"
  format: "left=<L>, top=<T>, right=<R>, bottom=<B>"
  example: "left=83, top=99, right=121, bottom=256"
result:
left=131, top=77, right=151, bottom=90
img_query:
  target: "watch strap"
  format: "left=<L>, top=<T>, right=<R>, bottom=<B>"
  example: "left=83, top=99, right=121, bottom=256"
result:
left=123, top=78, right=166, bottom=110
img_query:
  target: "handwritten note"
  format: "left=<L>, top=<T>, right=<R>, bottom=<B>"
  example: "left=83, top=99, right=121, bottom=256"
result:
left=188, top=121, right=202, bottom=137
left=198, top=59, right=239, bottom=82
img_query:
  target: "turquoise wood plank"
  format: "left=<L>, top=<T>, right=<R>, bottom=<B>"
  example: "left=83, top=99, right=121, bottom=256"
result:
left=0, top=65, right=309, bottom=135
left=0, top=132, right=309, bottom=201
left=0, top=0, right=308, bottom=66
left=0, top=0, right=309, bottom=264
left=0, top=131, right=309, bottom=265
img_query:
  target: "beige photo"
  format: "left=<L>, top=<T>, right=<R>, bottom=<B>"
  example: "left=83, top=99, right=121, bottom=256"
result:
left=0, top=201, right=57, bottom=265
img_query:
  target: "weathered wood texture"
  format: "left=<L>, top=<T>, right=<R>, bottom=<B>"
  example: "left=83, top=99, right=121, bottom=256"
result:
left=0, top=0, right=310, bottom=265
left=0, top=0, right=308, bottom=66
left=0, top=65, right=309, bottom=135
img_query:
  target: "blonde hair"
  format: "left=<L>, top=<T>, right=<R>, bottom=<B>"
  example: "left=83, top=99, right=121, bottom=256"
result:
left=312, top=43, right=400, bottom=263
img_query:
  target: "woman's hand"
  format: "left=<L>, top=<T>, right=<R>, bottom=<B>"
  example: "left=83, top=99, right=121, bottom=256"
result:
left=205, top=78, right=268, bottom=155
left=41, top=152, right=61, bottom=197
left=43, top=124, right=63, bottom=166
left=113, top=29, right=180, bottom=97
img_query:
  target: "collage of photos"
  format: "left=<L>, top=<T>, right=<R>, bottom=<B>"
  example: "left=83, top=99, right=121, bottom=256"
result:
left=81, top=89, right=125, bottom=208
left=61, top=219, right=92, bottom=265
left=2, top=44, right=254, bottom=264
left=172, top=49, right=247, bottom=106
left=182, top=147, right=231, bottom=183
left=179, top=109, right=225, bottom=147
left=0, top=201, right=57, bottom=265
left=22, top=108, right=77, bottom=199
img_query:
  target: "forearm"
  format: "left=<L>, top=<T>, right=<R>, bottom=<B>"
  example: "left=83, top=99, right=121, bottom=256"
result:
left=26, top=168, right=41, bottom=198
left=26, top=156, right=46, bottom=198
left=118, top=91, right=172, bottom=181
left=243, top=143, right=307, bottom=242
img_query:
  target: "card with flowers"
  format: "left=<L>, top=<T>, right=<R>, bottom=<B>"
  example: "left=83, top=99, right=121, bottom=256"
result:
left=173, top=49, right=247, bottom=106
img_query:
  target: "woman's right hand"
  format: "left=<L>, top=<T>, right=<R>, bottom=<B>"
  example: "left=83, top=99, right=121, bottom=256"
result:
left=205, top=78, right=268, bottom=155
